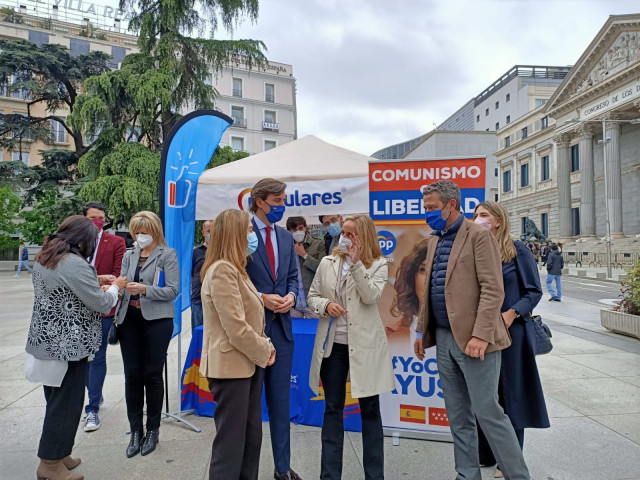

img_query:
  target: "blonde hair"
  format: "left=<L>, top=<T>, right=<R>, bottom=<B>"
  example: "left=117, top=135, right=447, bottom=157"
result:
left=129, top=211, right=167, bottom=246
left=201, top=209, right=250, bottom=281
left=331, top=214, right=382, bottom=268
left=474, top=201, right=516, bottom=264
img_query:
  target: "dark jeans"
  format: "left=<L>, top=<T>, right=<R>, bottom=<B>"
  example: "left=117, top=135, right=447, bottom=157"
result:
left=118, top=307, right=173, bottom=432
left=39, top=358, right=88, bottom=460
left=208, top=368, right=264, bottom=480
left=85, top=316, right=113, bottom=414
left=191, top=302, right=203, bottom=333
left=320, top=343, right=384, bottom=480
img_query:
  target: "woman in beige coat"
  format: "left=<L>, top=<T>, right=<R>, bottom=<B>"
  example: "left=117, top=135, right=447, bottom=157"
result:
left=199, top=209, right=276, bottom=480
left=307, top=214, right=395, bottom=480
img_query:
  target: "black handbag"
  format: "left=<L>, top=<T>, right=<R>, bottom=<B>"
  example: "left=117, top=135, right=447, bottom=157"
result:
left=531, top=314, right=553, bottom=355
left=107, top=318, right=118, bottom=345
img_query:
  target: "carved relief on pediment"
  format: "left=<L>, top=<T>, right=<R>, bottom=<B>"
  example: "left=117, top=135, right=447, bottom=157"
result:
left=574, top=31, right=640, bottom=96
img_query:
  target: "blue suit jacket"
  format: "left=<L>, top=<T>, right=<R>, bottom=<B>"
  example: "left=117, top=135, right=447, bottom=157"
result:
left=246, top=218, right=299, bottom=341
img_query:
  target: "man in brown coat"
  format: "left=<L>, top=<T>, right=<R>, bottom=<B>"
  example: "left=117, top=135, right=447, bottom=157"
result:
left=414, top=180, right=529, bottom=480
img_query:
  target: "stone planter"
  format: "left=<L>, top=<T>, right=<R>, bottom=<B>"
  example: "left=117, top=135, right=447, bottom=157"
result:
left=601, top=309, right=640, bottom=339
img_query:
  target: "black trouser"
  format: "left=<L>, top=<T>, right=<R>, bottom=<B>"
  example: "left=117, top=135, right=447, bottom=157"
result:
left=320, top=343, right=384, bottom=480
left=38, top=358, right=88, bottom=460
left=208, top=368, right=264, bottom=480
left=118, top=307, right=173, bottom=432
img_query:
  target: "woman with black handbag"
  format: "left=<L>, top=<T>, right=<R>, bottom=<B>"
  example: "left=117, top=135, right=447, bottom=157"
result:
left=473, top=201, right=550, bottom=478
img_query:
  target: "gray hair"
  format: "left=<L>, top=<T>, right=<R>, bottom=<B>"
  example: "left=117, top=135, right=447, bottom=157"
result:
left=422, top=180, right=461, bottom=210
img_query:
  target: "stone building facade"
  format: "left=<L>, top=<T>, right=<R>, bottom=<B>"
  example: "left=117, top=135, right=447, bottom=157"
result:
left=497, top=14, right=640, bottom=243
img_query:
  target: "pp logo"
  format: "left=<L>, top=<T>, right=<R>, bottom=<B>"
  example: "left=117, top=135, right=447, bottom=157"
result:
left=377, top=230, right=396, bottom=255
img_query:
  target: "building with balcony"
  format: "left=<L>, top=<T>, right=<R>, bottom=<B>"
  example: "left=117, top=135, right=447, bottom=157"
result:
left=1, top=1, right=298, bottom=165
left=0, top=0, right=139, bottom=166
left=212, top=59, right=297, bottom=154
left=496, top=14, right=640, bottom=242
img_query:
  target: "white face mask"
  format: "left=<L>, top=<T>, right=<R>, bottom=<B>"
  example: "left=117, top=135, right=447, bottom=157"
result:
left=137, top=233, right=153, bottom=248
left=338, top=235, right=352, bottom=253
left=292, top=231, right=306, bottom=243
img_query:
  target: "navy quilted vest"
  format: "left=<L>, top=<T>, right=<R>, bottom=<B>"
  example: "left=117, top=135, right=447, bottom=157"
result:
left=430, top=215, right=464, bottom=329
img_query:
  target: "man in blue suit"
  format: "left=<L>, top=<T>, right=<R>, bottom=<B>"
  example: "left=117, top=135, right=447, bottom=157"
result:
left=245, top=178, right=302, bottom=480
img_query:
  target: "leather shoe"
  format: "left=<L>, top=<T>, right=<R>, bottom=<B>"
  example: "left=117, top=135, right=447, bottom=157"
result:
left=126, top=430, right=143, bottom=458
left=141, top=428, right=159, bottom=456
left=274, top=469, right=302, bottom=480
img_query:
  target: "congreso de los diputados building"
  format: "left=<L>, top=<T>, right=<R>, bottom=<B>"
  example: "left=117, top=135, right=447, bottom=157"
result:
left=496, top=14, right=640, bottom=249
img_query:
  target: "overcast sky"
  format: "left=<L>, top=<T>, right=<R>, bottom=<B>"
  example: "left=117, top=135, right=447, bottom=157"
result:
left=211, top=0, right=639, bottom=156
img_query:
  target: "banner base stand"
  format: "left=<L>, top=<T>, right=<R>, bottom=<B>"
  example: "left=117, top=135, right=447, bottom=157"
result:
left=161, top=411, right=202, bottom=433
left=384, top=427, right=452, bottom=444
left=161, top=332, right=202, bottom=434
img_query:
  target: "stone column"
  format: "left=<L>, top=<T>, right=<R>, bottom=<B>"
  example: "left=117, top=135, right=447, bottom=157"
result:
left=604, top=120, right=623, bottom=235
left=554, top=134, right=572, bottom=239
left=578, top=125, right=596, bottom=236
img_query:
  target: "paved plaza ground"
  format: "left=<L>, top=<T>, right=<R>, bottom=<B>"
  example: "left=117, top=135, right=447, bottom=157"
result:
left=1, top=270, right=639, bottom=480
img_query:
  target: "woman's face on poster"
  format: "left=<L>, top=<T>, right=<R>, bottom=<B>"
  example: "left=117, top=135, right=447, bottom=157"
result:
left=414, top=259, right=428, bottom=307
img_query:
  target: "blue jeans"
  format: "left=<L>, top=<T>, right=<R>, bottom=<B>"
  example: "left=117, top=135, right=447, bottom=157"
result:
left=191, top=302, right=203, bottom=333
left=546, top=274, right=562, bottom=299
left=85, top=316, right=113, bottom=414
left=436, top=328, right=529, bottom=480
left=16, top=260, right=32, bottom=275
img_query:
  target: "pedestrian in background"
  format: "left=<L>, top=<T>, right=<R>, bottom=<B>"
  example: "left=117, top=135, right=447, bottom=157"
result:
left=82, top=201, right=127, bottom=433
left=200, top=209, right=275, bottom=480
left=191, top=220, right=212, bottom=332
left=286, top=216, right=326, bottom=315
left=14, top=242, right=32, bottom=277
left=116, top=211, right=179, bottom=458
left=307, top=214, right=395, bottom=480
left=25, top=216, right=126, bottom=480
left=474, top=201, right=550, bottom=478
left=319, top=214, right=344, bottom=255
left=540, top=242, right=549, bottom=266
left=546, top=244, right=564, bottom=302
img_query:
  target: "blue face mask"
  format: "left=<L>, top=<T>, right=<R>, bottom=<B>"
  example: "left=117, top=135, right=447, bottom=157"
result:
left=246, top=232, right=259, bottom=256
left=326, top=222, right=342, bottom=237
left=425, top=207, right=450, bottom=231
left=264, top=204, right=285, bottom=224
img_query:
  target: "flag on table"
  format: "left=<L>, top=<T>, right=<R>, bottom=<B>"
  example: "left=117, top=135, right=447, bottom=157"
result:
left=399, top=404, right=426, bottom=424
left=429, top=407, right=449, bottom=426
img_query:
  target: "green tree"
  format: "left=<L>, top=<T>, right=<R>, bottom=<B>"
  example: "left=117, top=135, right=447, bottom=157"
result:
left=0, top=187, right=21, bottom=248
left=78, top=142, right=160, bottom=226
left=206, top=145, right=250, bottom=169
left=18, top=190, right=60, bottom=244
left=118, top=0, right=267, bottom=140
left=0, top=39, right=112, bottom=160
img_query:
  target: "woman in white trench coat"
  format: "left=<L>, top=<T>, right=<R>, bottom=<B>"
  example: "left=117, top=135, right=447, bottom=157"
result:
left=307, top=214, right=395, bottom=480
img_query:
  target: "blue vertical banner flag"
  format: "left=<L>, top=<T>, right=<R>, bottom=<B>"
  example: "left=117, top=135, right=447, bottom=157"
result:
left=160, top=110, right=233, bottom=337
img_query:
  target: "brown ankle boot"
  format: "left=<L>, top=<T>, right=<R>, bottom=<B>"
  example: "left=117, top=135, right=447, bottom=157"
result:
left=62, top=456, right=81, bottom=470
left=36, top=459, right=84, bottom=480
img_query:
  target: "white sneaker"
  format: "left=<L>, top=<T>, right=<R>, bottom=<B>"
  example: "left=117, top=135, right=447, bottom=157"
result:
left=84, top=412, right=100, bottom=432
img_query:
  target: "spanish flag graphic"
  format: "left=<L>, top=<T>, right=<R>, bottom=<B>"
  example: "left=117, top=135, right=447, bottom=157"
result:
left=399, top=404, right=426, bottom=424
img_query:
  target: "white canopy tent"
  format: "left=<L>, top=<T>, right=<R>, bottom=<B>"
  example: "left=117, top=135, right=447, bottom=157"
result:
left=195, top=135, right=371, bottom=220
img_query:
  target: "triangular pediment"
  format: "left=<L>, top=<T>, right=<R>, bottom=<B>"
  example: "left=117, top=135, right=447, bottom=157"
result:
left=545, top=14, right=640, bottom=115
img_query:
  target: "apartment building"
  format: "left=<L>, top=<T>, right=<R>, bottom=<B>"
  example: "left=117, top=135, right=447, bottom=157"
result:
left=0, top=0, right=139, bottom=166
left=212, top=58, right=297, bottom=154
